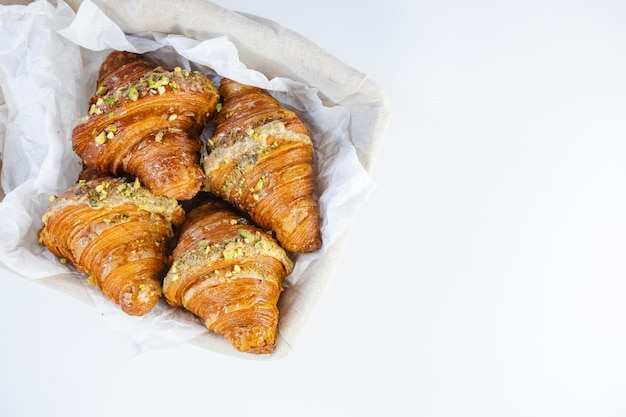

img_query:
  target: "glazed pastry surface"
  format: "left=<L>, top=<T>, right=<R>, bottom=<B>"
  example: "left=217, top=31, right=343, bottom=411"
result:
left=73, top=51, right=220, bottom=201
left=163, top=194, right=293, bottom=354
left=203, top=78, right=322, bottom=253
left=39, top=176, right=186, bottom=316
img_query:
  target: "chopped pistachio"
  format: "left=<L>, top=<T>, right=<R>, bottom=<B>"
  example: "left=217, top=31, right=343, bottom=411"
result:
left=127, top=86, right=139, bottom=101
left=155, top=131, right=164, bottom=142
left=96, top=85, right=108, bottom=96
left=238, top=229, right=252, bottom=239
left=238, top=229, right=257, bottom=244
left=94, top=131, right=106, bottom=145
left=107, top=112, right=114, bottom=118
left=216, top=102, right=223, bottom=112
left=255, top=176, right=265, bottom=190
left=148, top=74, right=170, bottom=90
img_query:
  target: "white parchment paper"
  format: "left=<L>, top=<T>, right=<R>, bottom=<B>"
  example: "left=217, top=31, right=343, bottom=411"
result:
left=0, top=0, right=386, bottom=358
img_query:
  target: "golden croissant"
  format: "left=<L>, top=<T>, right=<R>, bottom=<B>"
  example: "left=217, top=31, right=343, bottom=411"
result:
left=203, top=78, right=322, bottom=253
left=163, top=194, right=294, bottom=354
left=72, top=51, right=220, bottom=201
left=39, top=176, right=186, bottom=316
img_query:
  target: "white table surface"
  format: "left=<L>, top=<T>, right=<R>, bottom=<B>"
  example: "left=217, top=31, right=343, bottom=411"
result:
left=2, top=1, right=626, bottom=416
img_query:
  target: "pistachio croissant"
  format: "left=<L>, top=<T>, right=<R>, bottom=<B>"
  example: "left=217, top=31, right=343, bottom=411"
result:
left=72, top=51, right=220, bottom=201
left=163, top=194, right=293, bottom=354
left=203, top=78, right=322, bottom=253
left=39, top=176, right=186, bottom=316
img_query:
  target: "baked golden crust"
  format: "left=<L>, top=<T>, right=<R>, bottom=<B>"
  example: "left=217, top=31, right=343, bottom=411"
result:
left=163, top=194, right=293, bottom=354
left=203, top=78, right=322, bottom=253
left=72, top=51, right=220, bottom=201
left=39, top=176, right=186, bottom=316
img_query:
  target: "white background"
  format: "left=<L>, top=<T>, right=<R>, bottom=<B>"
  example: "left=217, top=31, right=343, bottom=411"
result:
left=2, top=0, right=626, bottom=416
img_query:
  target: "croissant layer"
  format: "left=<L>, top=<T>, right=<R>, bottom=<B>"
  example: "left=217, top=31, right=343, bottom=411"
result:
left=163, top=194, right=293, bottom=354
left=203, top=78, right=322, bottom=253
left=39, top=177, right=186, bottom=316
left=72, top=51, right=220, bottom=200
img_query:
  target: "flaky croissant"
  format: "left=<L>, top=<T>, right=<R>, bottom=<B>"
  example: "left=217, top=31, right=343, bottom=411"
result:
left=72, top=51, right=220, bottom=201
left=203, top=78, right=322, bottom=253
left=163, top=194, right=293, bottom=354
left=39, top=176, right=186, bottom=316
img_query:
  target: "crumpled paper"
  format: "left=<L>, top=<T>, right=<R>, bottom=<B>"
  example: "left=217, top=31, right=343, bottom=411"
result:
left=0, top=0, right=381, bottom=358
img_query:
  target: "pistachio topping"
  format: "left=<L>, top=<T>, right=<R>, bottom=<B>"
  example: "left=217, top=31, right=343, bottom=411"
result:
left=77, top=69, right=217, bottom=127
left=43, top=178, right=184, bottom=225
left=163, top=229, right=293, bottom=291
left=204, top=120, right=311, bottom=199
left=94, top=131, right=106, bottom=145
left=96, top=85, right=108, bottom=96
left=127, top=86, right=139, bottom=101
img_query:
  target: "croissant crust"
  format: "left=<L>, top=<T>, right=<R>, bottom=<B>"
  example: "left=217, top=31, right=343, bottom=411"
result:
left=39, top=177, right=186, bottom=316
left=203, top=78, right=322, bottom=253
left=72, top=51, right=220, bottom=201
left=163, top=195, right=293, bottom=354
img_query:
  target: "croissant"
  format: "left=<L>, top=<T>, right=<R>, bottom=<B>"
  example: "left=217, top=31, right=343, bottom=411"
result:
left=39, top=176, right=186, bottom=316
left=72, top=51, right=220, bottom=201
left=163, top=194, right=294, bottom=354
left=203, top=78, right=322, bottom=253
